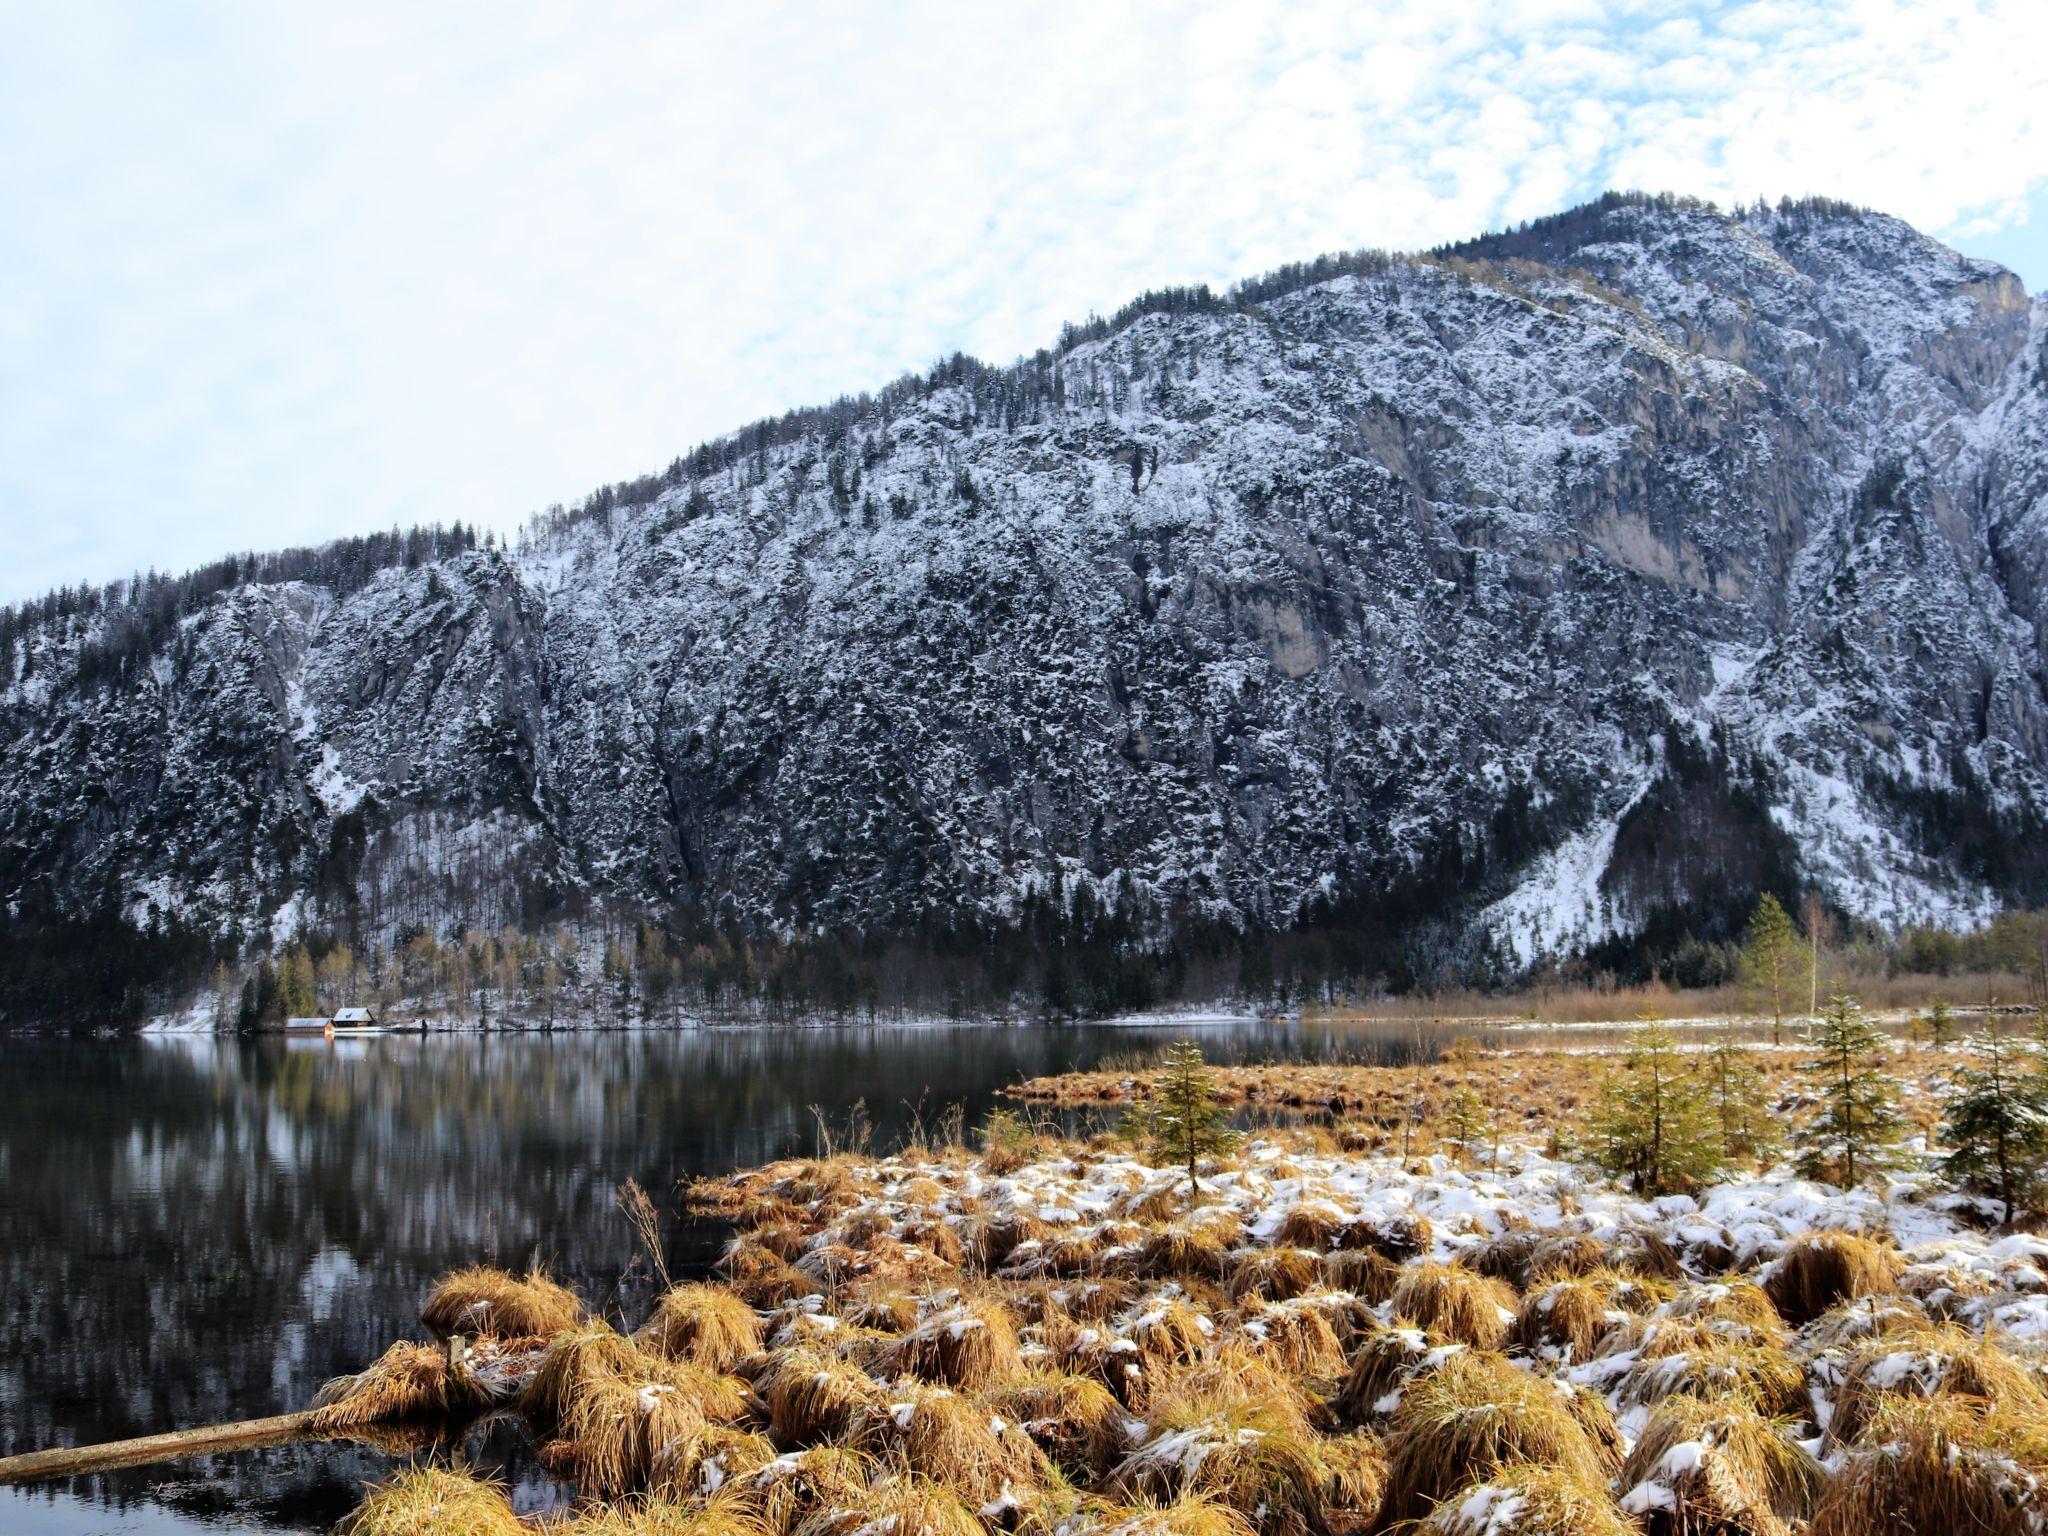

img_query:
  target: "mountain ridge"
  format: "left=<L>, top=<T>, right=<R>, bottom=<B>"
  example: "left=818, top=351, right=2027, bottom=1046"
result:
left=4, top=191, right=2046, bottom=1021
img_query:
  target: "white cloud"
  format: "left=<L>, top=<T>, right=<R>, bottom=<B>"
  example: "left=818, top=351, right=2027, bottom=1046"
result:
left=2, top=0, right=2046, bottom=603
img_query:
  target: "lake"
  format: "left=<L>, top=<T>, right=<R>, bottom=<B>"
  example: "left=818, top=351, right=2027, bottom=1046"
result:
left=0, top=1012, right=1506, bottom=1535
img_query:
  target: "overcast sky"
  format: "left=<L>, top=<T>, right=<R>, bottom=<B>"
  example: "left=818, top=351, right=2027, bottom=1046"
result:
left=4, top=0, right=2047, bottom=605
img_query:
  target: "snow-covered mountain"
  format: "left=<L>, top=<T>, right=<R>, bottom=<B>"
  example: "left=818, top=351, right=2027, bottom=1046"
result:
left=5, top=193, right=2047, bottom=981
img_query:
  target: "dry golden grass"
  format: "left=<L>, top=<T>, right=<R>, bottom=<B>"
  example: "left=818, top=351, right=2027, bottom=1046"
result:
left=555, top=1491, right=773, bottom=1536
left=874, top=1296, right=1022, bottom=1388
left=1510, top=1273, right=1629, bottom=1361
left=1318, top=1248, right=1399, bottom=1304
left=743, top=1445, right=877, bottom=1536
left=1334, top=1322, right=1452, bottom=1422
left=1813, top=1396, right=2048, bottom=1536
left=1388, top=1263, right=1515, bottom=1351
left=1051, top=1496, right=1257, bottom=1536
left=1222, top=1246, right=1321, bottom=1303
left=1617, top=1393, right=1823, bottom=1535
left=1414, top=1465, right=1636, bottom=1536
left=337, top=1467, right=525, bottom=1536
left=636, top=1283, right=764, bottom=1372
left=1318, top=1430, right=1387, bottom=1536
left=1827, top=1325, right=2048, bottom=1446
left=1617, top=1344, right=1809, bottom=1418
left=1275, top=1201, right=1349, bottom=1250
left=792, top=1470, right=986, bottom=1536
left=1761, top=1230, right=1901, bottom=1327
left=848, top=1380, right=1046, bottom=1505
left=420, top=1265, right=584, bottom=1339
left=540, top=1371, right=710, bottom=1497
left=1104, top=1397, right=1329, bottom=1536
left=984, top=1368, right=1127, bottom=1475
left=1232, top=1297, right=1346, bottom=1377
left=757, top=1347, right=887, bottom=1445
left=311, top=1341, right=453, bottom=1430
left=1374, top=1352, right=1616, bottom=1531
left=650, top=1424, right=779, bottom=1502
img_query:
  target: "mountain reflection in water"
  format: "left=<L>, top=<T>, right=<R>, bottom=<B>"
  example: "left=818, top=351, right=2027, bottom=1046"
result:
left=0, top=1015, right=1479, bottom=1534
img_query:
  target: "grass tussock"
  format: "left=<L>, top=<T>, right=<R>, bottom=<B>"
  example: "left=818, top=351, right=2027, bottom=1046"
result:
left=1276, top=1202, right=1349, bottom=1251
left=1223, top=1247, right=1321, bottom=1303
left=1334, top=1323, right=1454, bottom=1421
left=1105, top=1398, right=1330, bottom=1536
left=336, top=1467, right=525, bottom=1536
left=792, top=1470, right=986, bottom=1536
left=1387, top=1263, right=1514, bottom=1351
left=1234, top=1298, right=1346, bottom=1377
left=758, top=1347, right=887, bottom=1446
left=1617, top=1345, right=1808, bottom=1417
left=311, top=1341, right=452, bottom=1430
left=849, top=1380, right=1045, bottom=1505
left=558, top=1492, right=772, bottom=1536
left=1617, top=1393, right=1824, bottom=1534
left=1813, top=1396, right=2048, bottom=1536
left=875, top=1297, right=1022, bottom=1388
left=1416, top=1465, right=1635, bottom=1536
left=985, top=1369, right=1127, bottom=1475
left=1055, top=1496, right=1257, bottom=1536
left=1318, top=1430, right=1387, bottom=1536
left=745, top=1446, right=877, bottom=1536
left=652, top=1424, right=779, bottom=1501
left=1761, top=1230, right=1900, bottom=1326
left=420, top=1265, right=584, bottom=1339
left=1826, top=1325, right=2048, bottom=1446
left=525, top=1322, right=655, bottom=1422
left=1338, top=1211, right=1431, bottom=1263
left=1374, top=1351, right=1615, bottom=1532
left=1137, top=1224, right=1233, bottom=1281
left=1318, top=1248, right=1398, bottom=1304
left=636, top=1283, right=764, bottom=1372
left=1510, top=1274, right=1628, bottom=1362
left=541, top=1371, right=710, bottom=1497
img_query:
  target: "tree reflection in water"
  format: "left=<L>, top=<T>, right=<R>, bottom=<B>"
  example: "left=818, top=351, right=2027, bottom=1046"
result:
left=0, top=1016, right=1446, bottom=1532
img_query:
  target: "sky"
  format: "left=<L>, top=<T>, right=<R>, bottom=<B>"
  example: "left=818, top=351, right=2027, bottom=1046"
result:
left=3, top=1, right=2047, bottom=606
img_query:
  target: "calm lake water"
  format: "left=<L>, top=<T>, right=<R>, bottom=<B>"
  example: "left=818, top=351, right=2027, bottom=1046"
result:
left=0, top=1012, right=1513, bottom=1535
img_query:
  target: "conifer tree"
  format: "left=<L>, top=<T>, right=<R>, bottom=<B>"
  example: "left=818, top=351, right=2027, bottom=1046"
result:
left=1703, top=1031, right=1783, bottom=1169
left=1135, top=1040, right=1240, bottom=1196
left=1795, top=993, right=1905, bottom=1186
left=1440, top=1085, right=1494, bottom=1168
left=1739, top=894, right=1799, bottom=1045
left=1942, top=1028, right=2048, bottom=1225
left=1585, top=1025, right=1725, bottom=1193
left=1921, top=996, right=1955, bottom=1050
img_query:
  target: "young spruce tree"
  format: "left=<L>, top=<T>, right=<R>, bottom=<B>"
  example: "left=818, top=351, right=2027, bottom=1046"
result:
left=1942, top=1028, right=2048, bottom=1226
left=1136, top=1040, right=1240, bottom=1197
left=1703, top=1030, right=1784, bottom=1170
left=1739, top=893, right=1800, bottom=1045
left=1585, top=1025, right=1725, bottom=1194
left=1795, top=993, right=1906, bottom=1186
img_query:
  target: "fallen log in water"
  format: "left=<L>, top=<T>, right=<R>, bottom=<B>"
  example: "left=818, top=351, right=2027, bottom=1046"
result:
left=0, top=1409, right=325, bottom=1484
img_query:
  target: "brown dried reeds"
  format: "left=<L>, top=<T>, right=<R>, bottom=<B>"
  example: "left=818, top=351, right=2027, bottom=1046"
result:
left=1223, top=1247, right=1321, bottom=1303
left=984, top=1369, right=1127, bottom=1475
left=792, top=1470, right=985, bottom=1536
left=1617, top=1393, right=1824, bottom=1535
left=419, top=1265, right=584, bottom=1339
left=1827, top=1325, right=2048, bottom=1446
left=1760, top=1230, right=1900, bottom=1326
left=336, top=1466, right=525, bottom=1536
left=1813, top=1397, right=2048, bottom=1536
left=636, top=1283, right=764, bottom=1373
left=1387, top=1263, right=1515, bottom=1351
left=1373, top=1351, right=1616, bottom=1532
left=757, top=1347, right=887, bottom=1445
left=1416, top=1466, right=1635, bottom=1536
left=311, top=1341, right=454, bottom=1430
left=874, top=1297, right=1022, bottom=1388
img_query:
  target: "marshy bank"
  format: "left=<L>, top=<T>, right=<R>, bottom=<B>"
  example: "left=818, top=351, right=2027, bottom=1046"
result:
left=18, top=1025, right=2048, bottom=1535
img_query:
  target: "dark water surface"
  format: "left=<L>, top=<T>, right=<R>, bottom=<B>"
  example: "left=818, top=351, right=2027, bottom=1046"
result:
left=0, top=1013, right=1496, bottom=1535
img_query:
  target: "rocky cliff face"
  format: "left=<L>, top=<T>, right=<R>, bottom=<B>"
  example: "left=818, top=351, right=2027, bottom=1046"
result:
left=5, top=195, right=2047, bottom=975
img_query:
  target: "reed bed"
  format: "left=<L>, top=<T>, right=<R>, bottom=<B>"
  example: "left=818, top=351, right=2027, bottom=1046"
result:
left=319, top=1052, right=2048, bottom=1536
